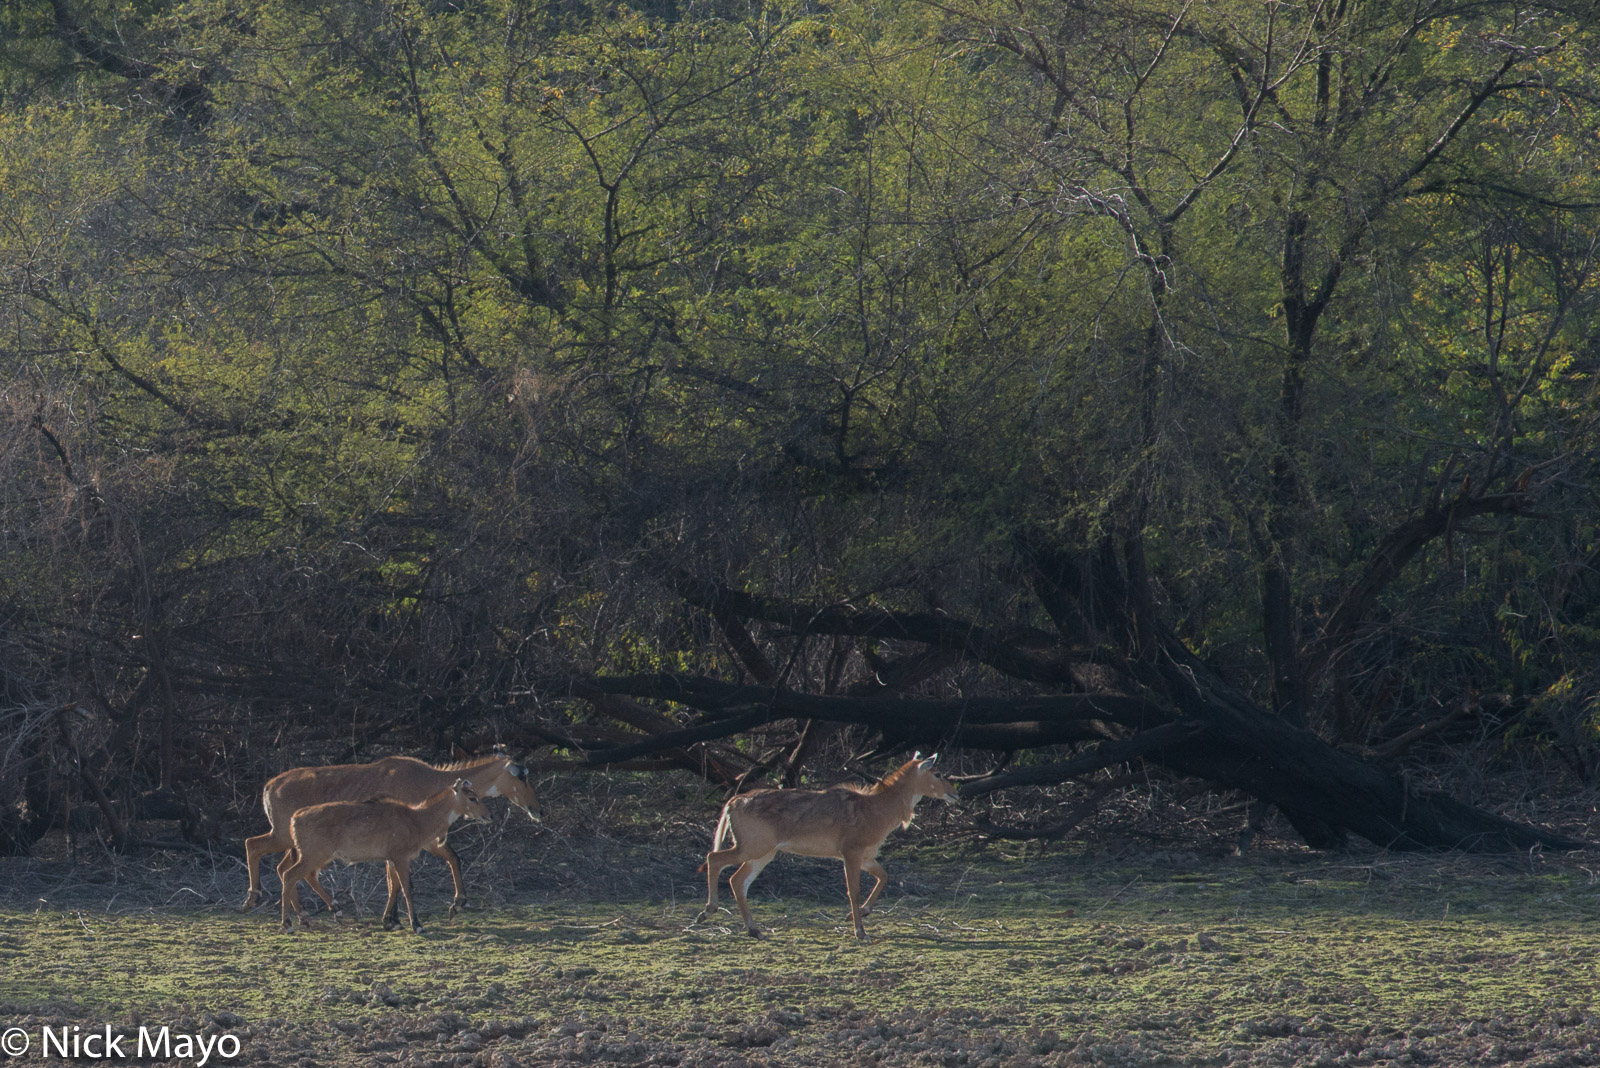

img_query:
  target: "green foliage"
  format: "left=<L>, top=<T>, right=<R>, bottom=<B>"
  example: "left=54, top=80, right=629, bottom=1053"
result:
left=1, top=0, right=1598, bottom=762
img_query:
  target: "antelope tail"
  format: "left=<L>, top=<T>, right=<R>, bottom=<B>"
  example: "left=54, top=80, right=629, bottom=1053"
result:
left=696, top=804, right=734, bottom=873
left=261, top=783, right=281, bottom=831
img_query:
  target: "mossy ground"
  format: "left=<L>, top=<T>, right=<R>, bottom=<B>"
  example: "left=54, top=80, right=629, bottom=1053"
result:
left=4, top=836, right=1599, bottom=1067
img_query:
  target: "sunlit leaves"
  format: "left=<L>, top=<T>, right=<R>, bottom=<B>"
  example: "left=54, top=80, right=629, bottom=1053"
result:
left=1, top=0, right=1598, bottom=718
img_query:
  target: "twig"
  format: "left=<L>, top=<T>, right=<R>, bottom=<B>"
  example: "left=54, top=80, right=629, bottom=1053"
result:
left=1091, top=877, right=1141, bottom=916
left=973, top=773, right=1143, bottom=840
left=1372, top=697, right=1477, bottom=759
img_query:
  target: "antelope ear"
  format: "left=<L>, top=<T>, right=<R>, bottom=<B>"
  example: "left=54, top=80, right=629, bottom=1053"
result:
left=508, top=763, right=528, bottom=781
left=918, top=753, right=938, bottom=770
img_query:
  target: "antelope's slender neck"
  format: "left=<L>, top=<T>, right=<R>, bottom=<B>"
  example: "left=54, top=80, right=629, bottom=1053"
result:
left=430, top=754, right=509, bottom=798
left=436, top=754, right=506, bottom=777
left=872, top=774, right=907, bottom=798
left=867, top=765, right=924, bottom=829
left=873, top=760, right=925, bottom=798
left=417, top=785, right=471, bottom=825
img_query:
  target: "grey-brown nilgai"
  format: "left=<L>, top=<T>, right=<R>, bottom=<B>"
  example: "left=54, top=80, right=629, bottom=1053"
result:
left=697, top=753, right=958, bottom=942
left=277, top=778, right=488, bottom=933
left=242, top=751, right=540, bottom=918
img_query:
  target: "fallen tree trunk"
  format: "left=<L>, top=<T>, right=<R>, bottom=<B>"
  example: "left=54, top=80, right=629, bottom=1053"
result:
left=545, top=533, right=1589, bottom=853
left=556, top=670, right=1584, bottom=852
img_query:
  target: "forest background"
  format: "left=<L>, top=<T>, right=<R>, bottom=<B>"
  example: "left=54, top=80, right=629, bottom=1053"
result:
left=3, top=0, right=1599, bottom=856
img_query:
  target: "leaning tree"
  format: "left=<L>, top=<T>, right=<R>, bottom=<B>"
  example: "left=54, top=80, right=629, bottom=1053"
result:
left=3, top=0, right=1598, bottom=856
left=542, top=0, right=1600, bottom=853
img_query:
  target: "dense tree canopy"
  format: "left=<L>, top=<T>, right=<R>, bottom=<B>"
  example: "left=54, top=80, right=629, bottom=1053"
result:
left=2, top=0, right=1598, bottom=852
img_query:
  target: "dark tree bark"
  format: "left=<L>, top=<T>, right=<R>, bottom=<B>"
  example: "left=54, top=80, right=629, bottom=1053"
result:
left=554, top=542, right=1586, bottom=854
left=48, top=0, right=212, bottom=124
left=1302, top=485, right=1532, bottom=689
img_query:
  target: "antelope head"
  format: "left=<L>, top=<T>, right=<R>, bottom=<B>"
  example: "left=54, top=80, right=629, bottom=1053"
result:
left=912, top=752, right=959, bottom=804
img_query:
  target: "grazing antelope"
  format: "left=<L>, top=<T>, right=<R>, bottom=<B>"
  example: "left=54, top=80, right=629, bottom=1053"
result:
left=696, top=753, right=958, bottom=942
left=241, top=751, right=539, bottom=920
left=278, top=778, right=488, bottom=933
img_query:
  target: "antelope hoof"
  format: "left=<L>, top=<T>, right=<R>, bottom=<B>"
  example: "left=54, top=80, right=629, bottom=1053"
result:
left=411, top=923, right=424, bottom=934
left=694, top=909, right=712, bottom=924
left=448, top=899, right=465, bottom=917
left=382, top=916, right=400, bottom=931
left=746, top=927, right=765, bottom=940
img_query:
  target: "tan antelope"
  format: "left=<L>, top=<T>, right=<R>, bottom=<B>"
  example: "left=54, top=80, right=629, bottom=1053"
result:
left=241, top=751, right=539, bottom=922
left=278, top=778, right=488, bottom=933
left=696, top=753, right=958, bottom=942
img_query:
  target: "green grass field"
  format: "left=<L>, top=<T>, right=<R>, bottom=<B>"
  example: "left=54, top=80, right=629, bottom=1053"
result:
left=4, top=839, right=1599, bottom=1067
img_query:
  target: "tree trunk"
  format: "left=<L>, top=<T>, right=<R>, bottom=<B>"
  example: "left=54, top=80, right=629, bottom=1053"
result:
left=563, top=553, right=1588, bottom=854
